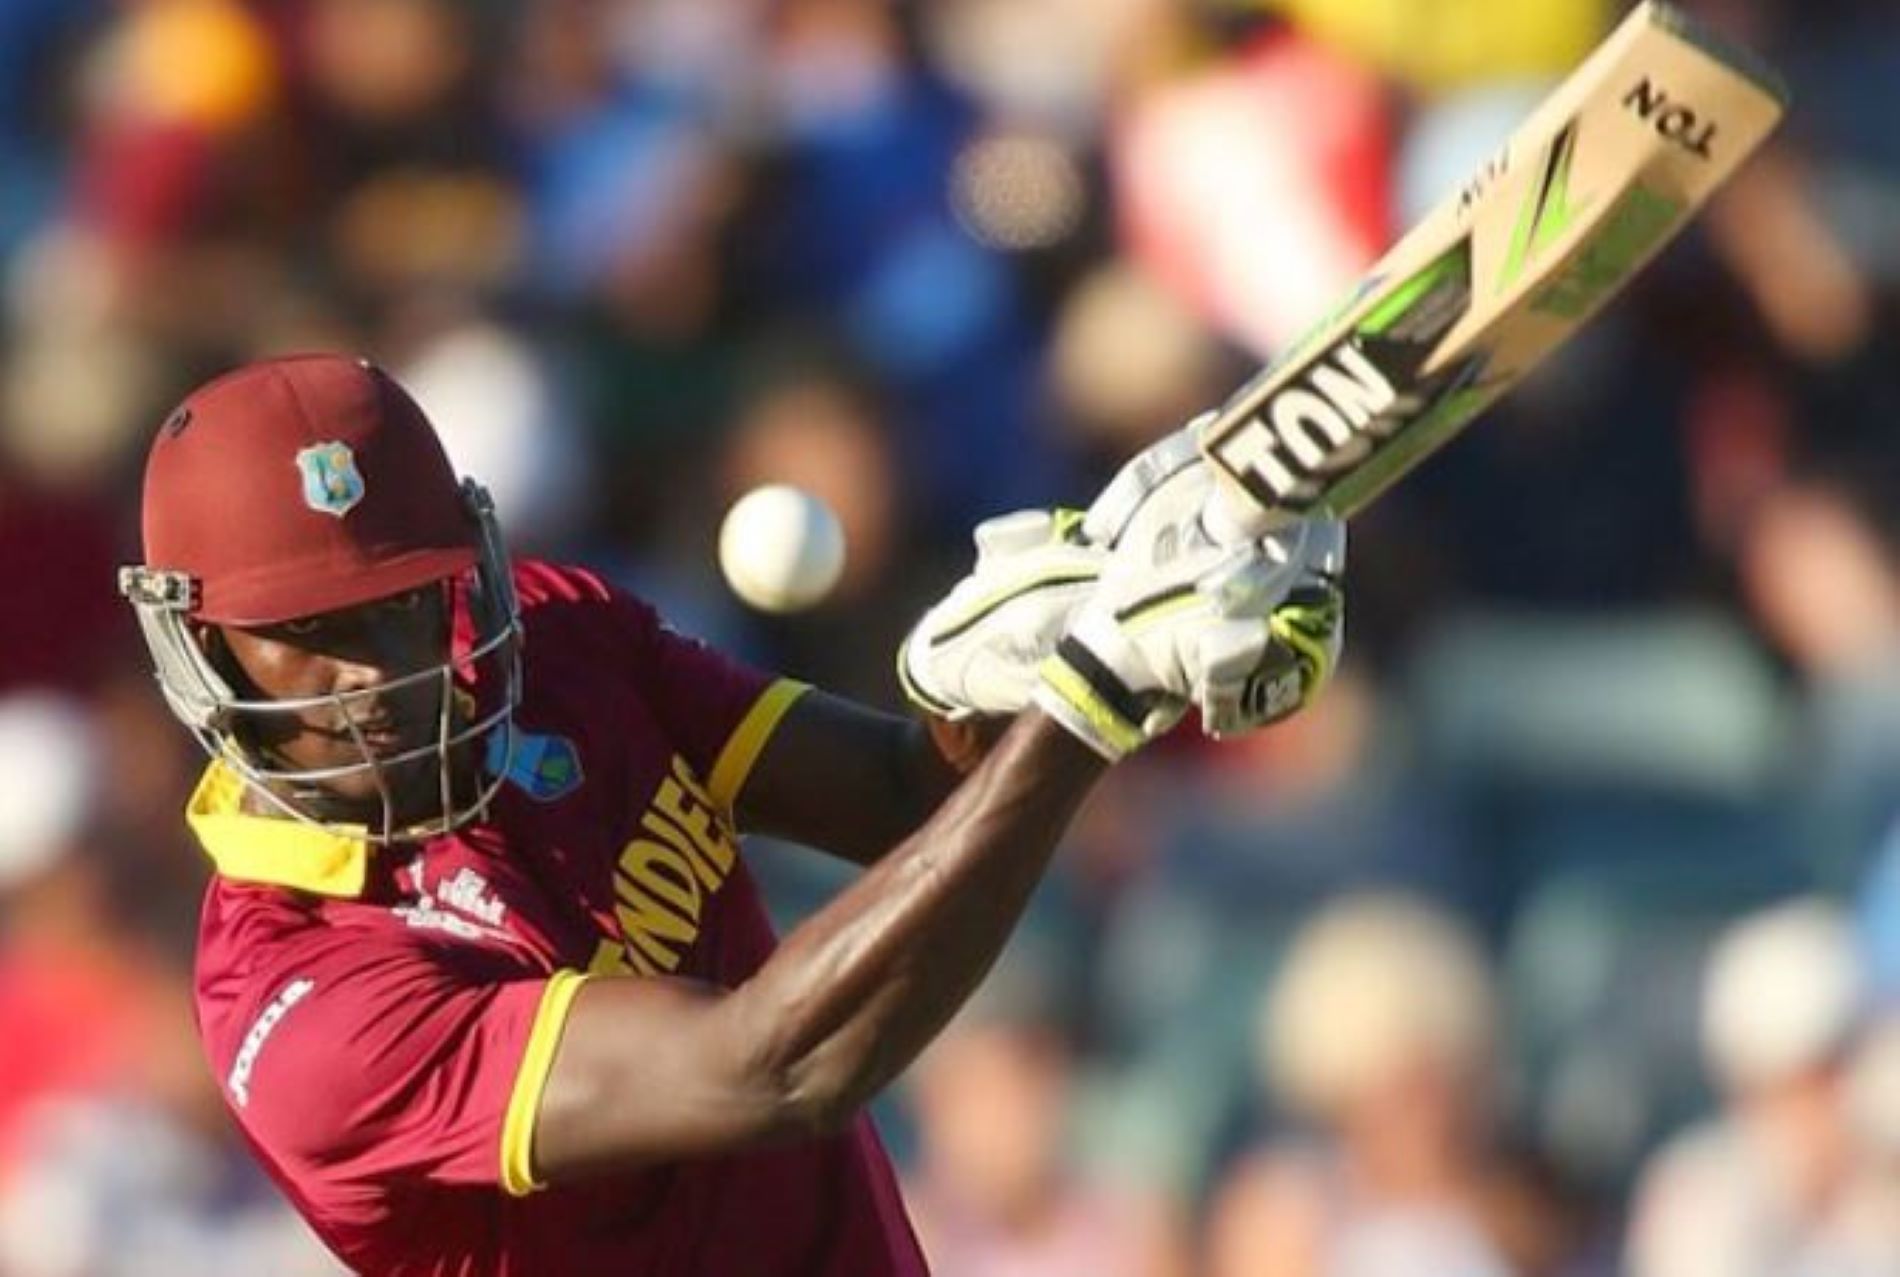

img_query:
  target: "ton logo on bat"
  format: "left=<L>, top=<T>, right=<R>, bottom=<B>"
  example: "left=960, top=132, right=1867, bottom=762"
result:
left=1623, top=77, right=1717, bottom=160
left=1211, top=343, right=1401, bottom=503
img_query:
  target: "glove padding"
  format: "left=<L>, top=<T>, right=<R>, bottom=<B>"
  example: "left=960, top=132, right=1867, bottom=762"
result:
left=898, top=509, right=1100, bottom=720
left=898, top=428, right=1213, bottom=721
left=1199, top=520, right=1344, bottom=737
left=901, top=421, right=1345, bottom=743
left=1079, top=426, right=1211, bottom=552
left=1032, top=506, right=1342, bottom=761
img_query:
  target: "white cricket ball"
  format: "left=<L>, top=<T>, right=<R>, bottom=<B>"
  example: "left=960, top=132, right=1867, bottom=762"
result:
left=718, top=484, right=847, bottom=613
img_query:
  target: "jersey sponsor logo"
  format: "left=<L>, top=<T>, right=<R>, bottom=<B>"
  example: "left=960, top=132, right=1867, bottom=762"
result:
left=590, top=756, right=739, bottom=977
left=395, top=898, right=508, bottom=942
left=228, top=977, right=314, bottom=1108
left=437, top=867, right=506, bottom=928
left=295, top=442, right=366, bottom=517
left=393, top=865, right=514, bottom=944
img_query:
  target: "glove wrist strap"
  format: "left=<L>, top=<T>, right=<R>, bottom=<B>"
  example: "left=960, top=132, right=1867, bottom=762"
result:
left=1032, top=641, right=1152, bottom=761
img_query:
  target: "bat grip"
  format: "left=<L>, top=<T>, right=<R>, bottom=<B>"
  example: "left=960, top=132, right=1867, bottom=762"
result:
left=1200, top=480, right=1277, bottom=547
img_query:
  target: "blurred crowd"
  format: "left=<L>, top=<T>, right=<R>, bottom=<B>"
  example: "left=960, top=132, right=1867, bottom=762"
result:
left=4, top=0, right=1900, bottom=1273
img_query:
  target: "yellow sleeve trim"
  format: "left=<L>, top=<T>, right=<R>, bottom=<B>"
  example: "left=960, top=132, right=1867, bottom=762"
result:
left=706, top=678, right=811, bottom=812
left=500, top=969, right=590, bottom=1197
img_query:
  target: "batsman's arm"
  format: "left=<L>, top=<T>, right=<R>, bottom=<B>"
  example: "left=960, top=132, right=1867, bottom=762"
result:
left=527, top=711, right=1103, bottom=1183
left=731, top=689, right=1009, bottom=866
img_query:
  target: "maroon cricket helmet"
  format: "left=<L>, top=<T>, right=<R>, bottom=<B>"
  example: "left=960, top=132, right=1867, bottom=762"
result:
left=140, top=354, right=477, bottom=626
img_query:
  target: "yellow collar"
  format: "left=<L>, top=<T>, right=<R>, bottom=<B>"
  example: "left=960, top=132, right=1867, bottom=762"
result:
left=185, top=762, right=372, bottom=899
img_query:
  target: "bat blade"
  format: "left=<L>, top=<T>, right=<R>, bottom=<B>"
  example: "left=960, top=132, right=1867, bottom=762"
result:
left=1196, top=0, right=1787, bottom=537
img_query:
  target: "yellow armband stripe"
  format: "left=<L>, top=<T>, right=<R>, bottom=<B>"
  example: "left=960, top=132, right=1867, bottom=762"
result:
left=500, top=969, right=590, bottom=1197
left=706, top=678, right=811, bottom=812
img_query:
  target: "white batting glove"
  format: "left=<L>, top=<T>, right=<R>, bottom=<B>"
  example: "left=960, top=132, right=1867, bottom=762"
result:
left=901, top=424, right=1345, bottom=740
left=898, top=509, right=1101, bottom=720
left=1083, top=418, right=1346, bottom=739
left=1029, top=525, right=1298, bottom=760
left=1201, top=519, right=1345, bottom=736
left=900, top=428, right=1223, bottom=720
left=1080, top=425, right=1214, bottom=553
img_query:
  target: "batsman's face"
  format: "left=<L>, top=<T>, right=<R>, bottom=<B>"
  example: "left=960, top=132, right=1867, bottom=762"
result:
left=214, top=586, right=452, bottom=823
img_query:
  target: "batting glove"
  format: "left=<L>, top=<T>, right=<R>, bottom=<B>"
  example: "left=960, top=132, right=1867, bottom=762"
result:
left=900, top=424, right=1345, bottom=740
left=1032, top=505, right=1346, bottom=760
left=1201, top=520, right=1345, bottom=736
left=898, top=427, right=1217, bottom=721
left=898, top=508, right=1101, bottom=720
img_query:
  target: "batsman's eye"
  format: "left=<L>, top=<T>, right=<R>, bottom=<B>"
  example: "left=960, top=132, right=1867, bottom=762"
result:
left=281, top=615, right=327, bottom=638
left=380, top=588, right=428, bottom=614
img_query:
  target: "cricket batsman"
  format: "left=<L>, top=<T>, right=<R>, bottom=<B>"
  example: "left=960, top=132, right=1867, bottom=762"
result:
left=118, top=354, right=1344, bottom=1274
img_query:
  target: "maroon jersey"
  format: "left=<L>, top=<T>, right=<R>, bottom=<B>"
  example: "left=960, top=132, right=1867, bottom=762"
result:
left=189, top=561, right=927, bottom=1276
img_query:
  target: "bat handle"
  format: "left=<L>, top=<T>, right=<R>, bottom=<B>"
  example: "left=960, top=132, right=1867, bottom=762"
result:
left=1200, top=479, right=1280, bottom=547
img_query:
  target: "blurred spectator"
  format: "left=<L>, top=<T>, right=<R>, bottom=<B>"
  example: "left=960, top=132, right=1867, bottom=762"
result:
left=702, top=365, right=921, bottom=701
left=1860, top=821, right=1900, bottom=998
left=1628, top=899, right=1876, bottom=1277
left=0, top=468, right=125, bottom=695
left=921, top=0, right=1153, bottom=138
left=1738, top=483, right=1900, bottom=684
left=721, top=368, right=900, bottom=600
left=1207, top=893, right=1584, bottom=1277
left=732, top=0, right=1067, bottom=532
left=1072, top=677, right=1474, bottom=1211
left=1848, top=1021, right=1900, bottom=1165
left=0, top=695, right=160, bottom=1179
left=905, top=961, right=1190, bottom=1277
left=71, top=0, right=280, bottom=253
left=1046, top=262, right=1227, bottom=461
left=1258, top=0, right=1608, bottom=94
left=299, top=0, right=473, bottom=133
left=1823, top=1019, right=1900, bottom=1272
left=1736, top=475, right=1900, bottom=883
left=0, top=0, right=104, bottom=253
left=394, top=314, right=589, bottom=552
left=509, top=0, right=741, bottom=318
left=1112, top=26, right=1391, bottom=362
left=1703, top=149, right=1875, bottom=366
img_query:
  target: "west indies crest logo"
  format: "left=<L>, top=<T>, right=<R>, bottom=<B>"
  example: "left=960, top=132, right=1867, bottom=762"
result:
left=296, top=442, right=366, bottom=517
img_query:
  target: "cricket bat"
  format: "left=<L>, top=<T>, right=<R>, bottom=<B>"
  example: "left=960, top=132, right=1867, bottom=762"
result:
left=1196, top=0, right=1787, bottom=539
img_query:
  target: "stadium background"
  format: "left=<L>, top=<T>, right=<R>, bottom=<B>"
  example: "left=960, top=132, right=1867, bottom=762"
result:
left=2, top=0, right=1900, bottom=1272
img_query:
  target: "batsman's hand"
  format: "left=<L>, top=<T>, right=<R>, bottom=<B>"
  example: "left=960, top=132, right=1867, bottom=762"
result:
left=898, top=508, right=1101, bottom=721
left=1032, top=468, right=1346, bottom=761
left=1203, top=519, right=1344, bottom=736
left=897, top=428, right=1210, bottom=722
left=899, top=423, right=1344, bottom=743
left=1081, top=419, right=1347, bottom=741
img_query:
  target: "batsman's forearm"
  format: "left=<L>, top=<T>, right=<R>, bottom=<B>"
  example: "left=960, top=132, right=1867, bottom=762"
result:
left=733, top=711, right=1103, bottom=1127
